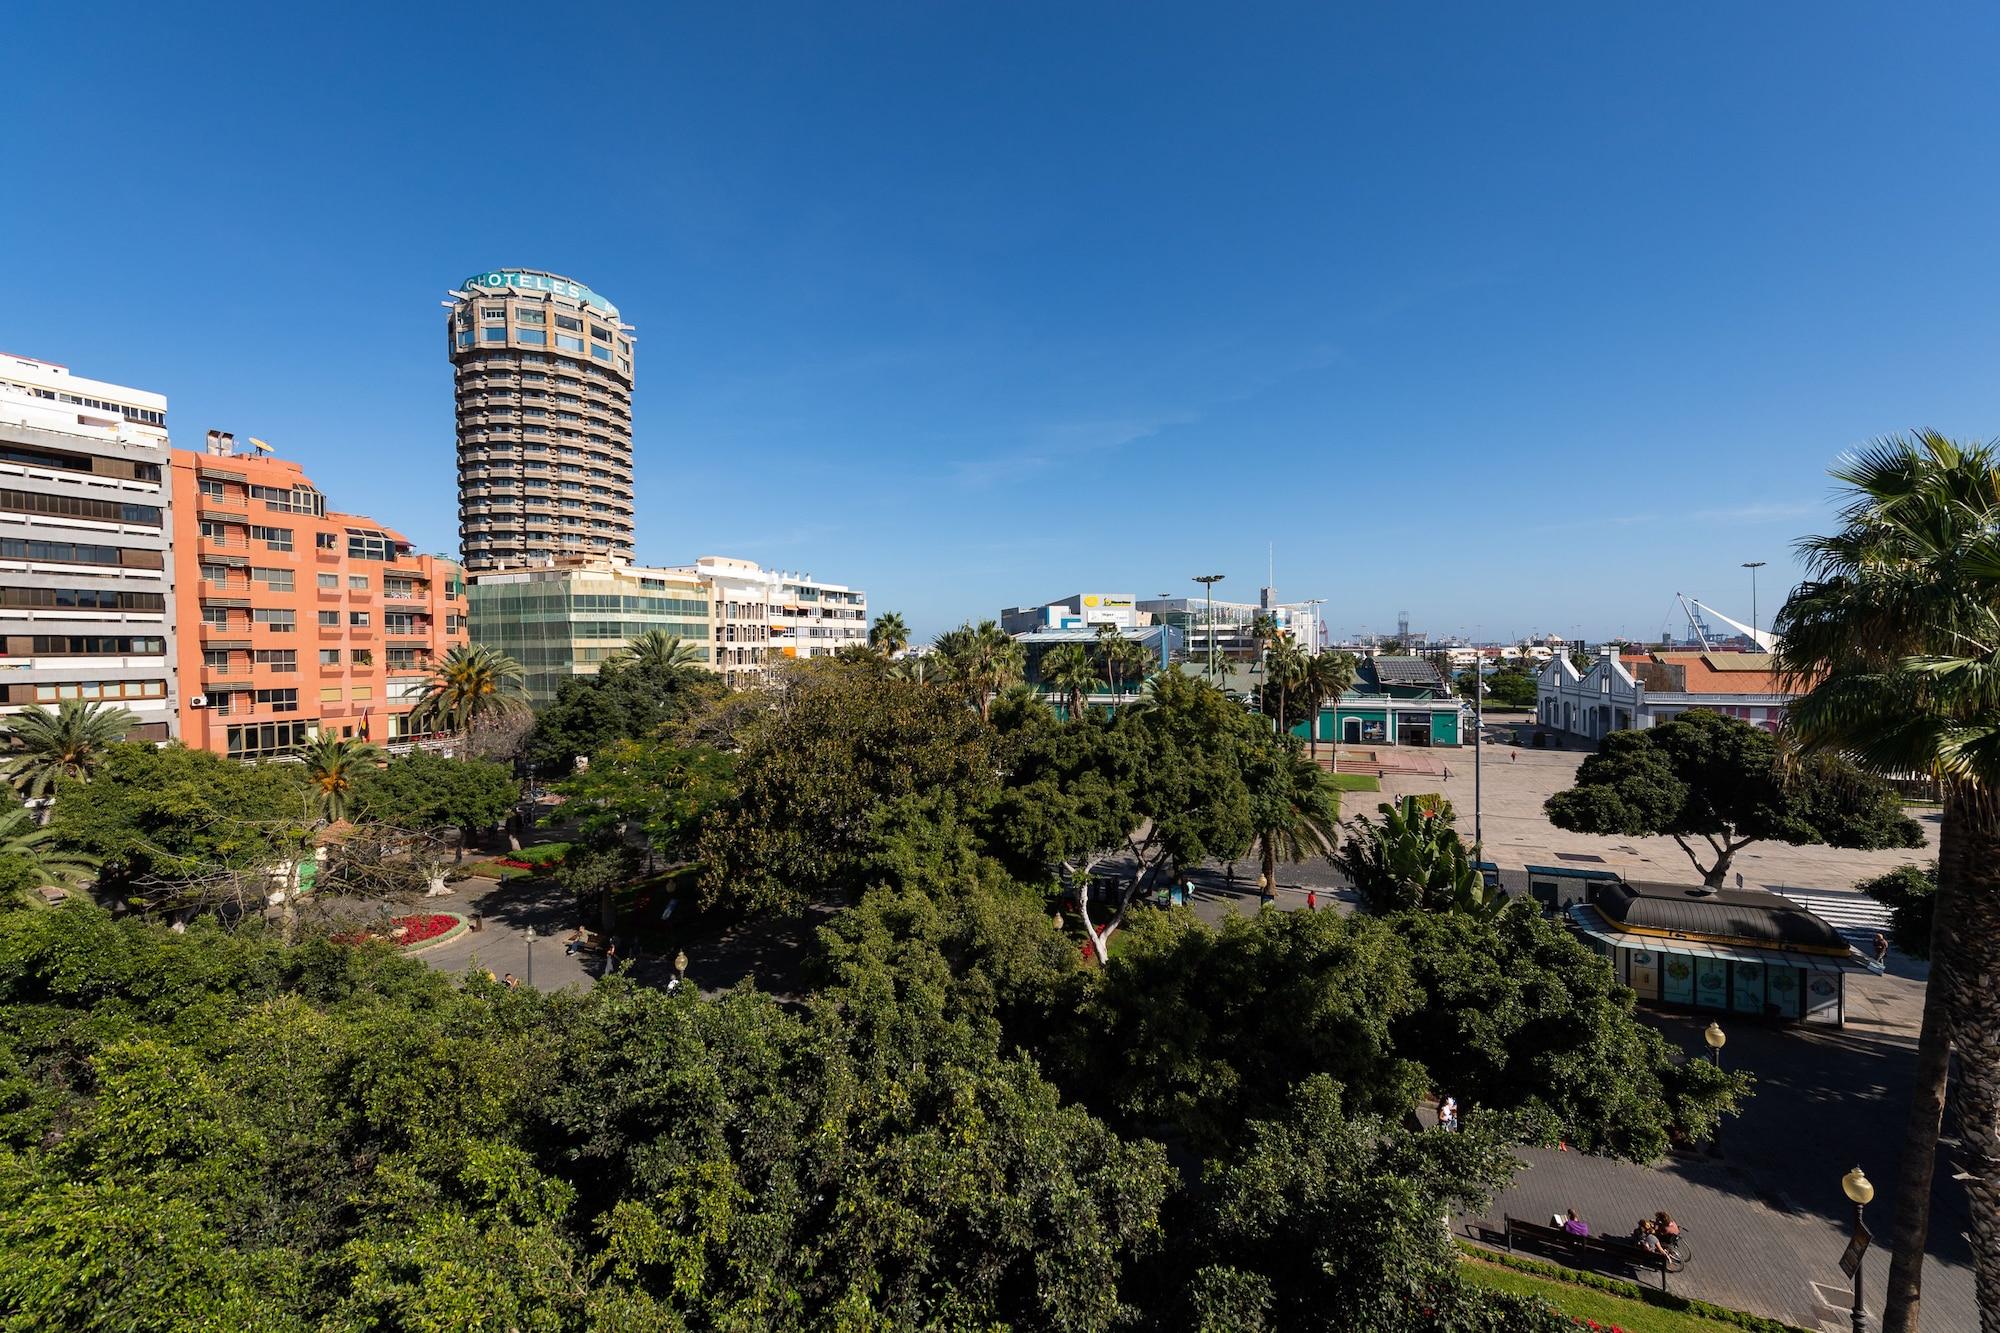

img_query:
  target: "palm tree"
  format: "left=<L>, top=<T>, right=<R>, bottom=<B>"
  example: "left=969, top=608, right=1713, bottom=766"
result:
left=610, top=628, right=704, bottom=673
left=1300, top=650, right=1360, bottom=760
left=1247, top=743, right=1339, bottom=900
left=301, top=732, right=383, bottom=823
left=1042, top=641, right=1107, bottom=721
left=0, top=699, right=140, bottom=798
left=889, top=653, right=937, bottom=686
left=1264, top=636, right=1308, bottom=741
left=933, top=620, right=1024, bottom=723
left=408, top=643, right=528, bottom=735
left=869, top=611, right=910, bottom=658
left=1776, top=431, right=2000, bottom=1333
left=1113, top=635, right=1152, bottom=696
left=0, top=805, right=97, bottom=902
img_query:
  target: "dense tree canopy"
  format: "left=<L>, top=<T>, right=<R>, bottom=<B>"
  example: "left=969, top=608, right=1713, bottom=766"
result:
left=524, top=657, right=724, bottom=776
left=350, top=751, right=520, bottom=850
left=1545, top=709, right=1923, bottom=884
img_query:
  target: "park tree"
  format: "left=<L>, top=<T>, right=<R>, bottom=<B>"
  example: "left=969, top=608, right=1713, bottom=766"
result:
left=1388, top=908, right=1747, bottom=1160
left=524, top=654, right=724, bottom=776
left=931, top=619, right=1025, bottom=722
left=1171, top=1075, right=1564, bottom=1333
left=406, top=643, right=529, bottom=735
left=1072, top=906, right=1423, bottom=1148
left=43, top=742, right=309, bottom=901
left=1481, top=668, right=1540, bottom=708
left=699, top=660, right=998, bottom=914
left=1544, top=709, right=1922, bottom=885
left=350, top=751, right=520, bottom=860
left=1859, top=863, right=1938, bottom=960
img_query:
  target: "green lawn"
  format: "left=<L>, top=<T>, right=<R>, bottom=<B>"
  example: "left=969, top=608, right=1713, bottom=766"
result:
left=1324, top=771, right=1381, bottom=792
left=1461, top=1256, right=1800, bottom=1333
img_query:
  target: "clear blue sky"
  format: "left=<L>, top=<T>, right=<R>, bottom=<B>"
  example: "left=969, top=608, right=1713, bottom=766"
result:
left=7, top=4, right=1998, bottom=643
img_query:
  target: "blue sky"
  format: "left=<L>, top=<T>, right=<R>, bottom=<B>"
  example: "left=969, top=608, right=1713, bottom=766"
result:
left=6, top=4, right=1999, bottom=643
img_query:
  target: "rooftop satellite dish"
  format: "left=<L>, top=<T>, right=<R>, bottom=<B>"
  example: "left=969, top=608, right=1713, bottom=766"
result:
left=248, top=437, right=274, bottom=453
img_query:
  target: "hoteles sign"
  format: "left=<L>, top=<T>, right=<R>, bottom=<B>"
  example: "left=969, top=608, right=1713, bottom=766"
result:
left=461, top=270, right=618, bottom=317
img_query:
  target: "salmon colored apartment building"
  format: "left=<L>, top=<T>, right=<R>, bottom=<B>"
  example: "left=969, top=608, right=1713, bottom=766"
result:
left=170, top=433, right=466, bottom=760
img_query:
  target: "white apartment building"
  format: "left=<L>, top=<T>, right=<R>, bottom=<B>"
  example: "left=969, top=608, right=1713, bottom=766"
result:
left=678, top=556, right=869, bottom=688
left=0, top=356, right=179, bottom=740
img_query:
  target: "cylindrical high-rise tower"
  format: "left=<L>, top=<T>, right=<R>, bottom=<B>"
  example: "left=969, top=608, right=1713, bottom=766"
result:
left=445, top=269, right=635, bottom=572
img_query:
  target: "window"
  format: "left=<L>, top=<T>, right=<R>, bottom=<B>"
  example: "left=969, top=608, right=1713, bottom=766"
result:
left=202, top=606, right=232, bottom=628
left=319, top=649, right=341, bottom=666
left=200, top=562, right=230, bottom=584
left=254, top=688, right=298, bottom=713
left=0, top=586, right=164, bottom=612
left=253, top=567, right=293, bottom=592
left=317, top=573, right=338, bottom=590
left=481, top=327, right=508, bottom=342
left=516, top=328, right=547, bottom=346
left=348, top=575, right=369, bottom=590
left=349, top=612, right=370, bottom=627
left=456, top=330, right=473, bottom=349
left=481, top=306, right=504, bottom=319
left=316, top=532, right=338, bottom=549
left=387, top=647, right=421, bottom=669
left=254, top=649, right=297, bottom=671
left=250, top=525, right=293, bottom=551
left=199, top=477, right=227, bottom=502
left=446, top=614, right=467, bottom=635
left=591, top=344, right=612, bottom=362
left=347, top=532, right=394, bottom=561
left=32, top=679, right=166, bottom=702
left=351, top=648, right=373, bottom=666
left=556, top=334, right=584, bottom=353
left=199, top=520, right=231, bottom=541
left=226, top=720, right=311, bottom=757
left=318, top=611, right=339, bottom=627
left=516, top=308, right=545, bottom=325
left=384, top=612, right=418, bottom=635
left=384, top=578, right=417, bottom=598
left=249, top=484, right=324, bottom=516
left=319, top=686, right=342, bottom=703
left=253, top=608, right=295, bottom=630
left=0, top=489, right=161, bottom=525
left=590, top=324, right=612, bottom=342
left=22, top=635, right=165, bottom=656
left=555, top=315, right=583, bottom=332
left=204, top=649, right=233, bottom=670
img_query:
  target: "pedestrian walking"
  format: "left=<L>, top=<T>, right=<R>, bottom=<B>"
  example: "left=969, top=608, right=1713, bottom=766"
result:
left=1306, top=890, right=1318, bottom=912
left=1440, top=1095, right=1459, bottom=1133
left=1874, top=932, right=1890, bottom=968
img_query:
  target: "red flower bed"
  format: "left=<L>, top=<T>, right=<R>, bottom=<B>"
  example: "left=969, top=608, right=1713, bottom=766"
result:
left=495, top=858, right=536, bottom=870
left=390, top=914, right=459, bottom=947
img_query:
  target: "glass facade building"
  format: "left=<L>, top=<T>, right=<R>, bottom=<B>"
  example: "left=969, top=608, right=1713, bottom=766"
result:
left=468, top=560, right=710, bottom=704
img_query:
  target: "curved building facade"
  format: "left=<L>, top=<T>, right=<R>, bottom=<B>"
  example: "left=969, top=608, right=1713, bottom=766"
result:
left=445, top=270, right=636, bottom=573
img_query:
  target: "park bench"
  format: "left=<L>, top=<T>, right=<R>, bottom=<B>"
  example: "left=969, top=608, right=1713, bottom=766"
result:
left=1502, top=1214, right=1672, bottom=1291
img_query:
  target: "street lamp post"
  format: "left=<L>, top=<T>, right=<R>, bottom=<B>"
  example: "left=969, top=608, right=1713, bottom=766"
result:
left=1742, top=561, right=1767, bottom=644
left=674, top=949, right=689, bottom=982
left=1705, top=1021, right=1727, bottom=1152
left=524, top=925, right=535, bottom=989
left=1194, top=575, right=1224, bottom=682
left=1842, top=1166, right=1875, bottom=1333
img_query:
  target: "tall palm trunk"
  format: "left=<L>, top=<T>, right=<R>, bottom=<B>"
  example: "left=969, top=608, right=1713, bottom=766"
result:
left=1939, top=783, right=2000, bottom=1332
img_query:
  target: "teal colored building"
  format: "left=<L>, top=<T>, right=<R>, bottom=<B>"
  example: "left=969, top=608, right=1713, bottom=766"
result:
left=1288, top=695, right=1464, bottom=747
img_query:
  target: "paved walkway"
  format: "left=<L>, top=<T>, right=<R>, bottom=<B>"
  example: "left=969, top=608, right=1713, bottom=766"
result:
left=1459, top=971, right=1975, bottom=1332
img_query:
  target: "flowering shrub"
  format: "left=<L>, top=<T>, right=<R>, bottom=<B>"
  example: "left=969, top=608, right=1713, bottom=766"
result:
left=390, top=914, right=459, bottom=947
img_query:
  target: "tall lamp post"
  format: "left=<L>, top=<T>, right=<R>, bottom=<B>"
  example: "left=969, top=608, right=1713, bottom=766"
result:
left=1841, top=1165, right=1875, bottom=1333
left=1194, top=574, right=1225, bottom=682
left=1742, top=560, right=1767, bottom=644
left=1705, top=1021, right=1727, bottom=1153
left=524, top=924, right=536, bottom=989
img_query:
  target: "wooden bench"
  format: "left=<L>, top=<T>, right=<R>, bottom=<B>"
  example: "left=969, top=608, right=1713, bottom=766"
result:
left=1503, top=1214, right=1672, bottom=1291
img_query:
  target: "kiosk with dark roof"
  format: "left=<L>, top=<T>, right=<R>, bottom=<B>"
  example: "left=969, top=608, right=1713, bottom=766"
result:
left=1564, top=879, right=1873, bottom=1025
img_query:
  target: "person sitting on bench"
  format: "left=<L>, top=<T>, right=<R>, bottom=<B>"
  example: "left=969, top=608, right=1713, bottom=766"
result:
left=1560, top=1208, right=1589, bottom=1237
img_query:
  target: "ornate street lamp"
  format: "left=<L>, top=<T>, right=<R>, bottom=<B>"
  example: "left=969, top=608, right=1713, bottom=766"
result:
left=524, top=924, right=535, bottom=989
left=1704, top=1021, right=1727, bottom=1067
left=1841, top=1165, right=1875, bottom=1333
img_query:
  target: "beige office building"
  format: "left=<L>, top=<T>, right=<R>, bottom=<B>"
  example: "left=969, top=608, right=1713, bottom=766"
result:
left=445, top=269, right=636, bottom=573
left=677, top=556, right=869, bottom=688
